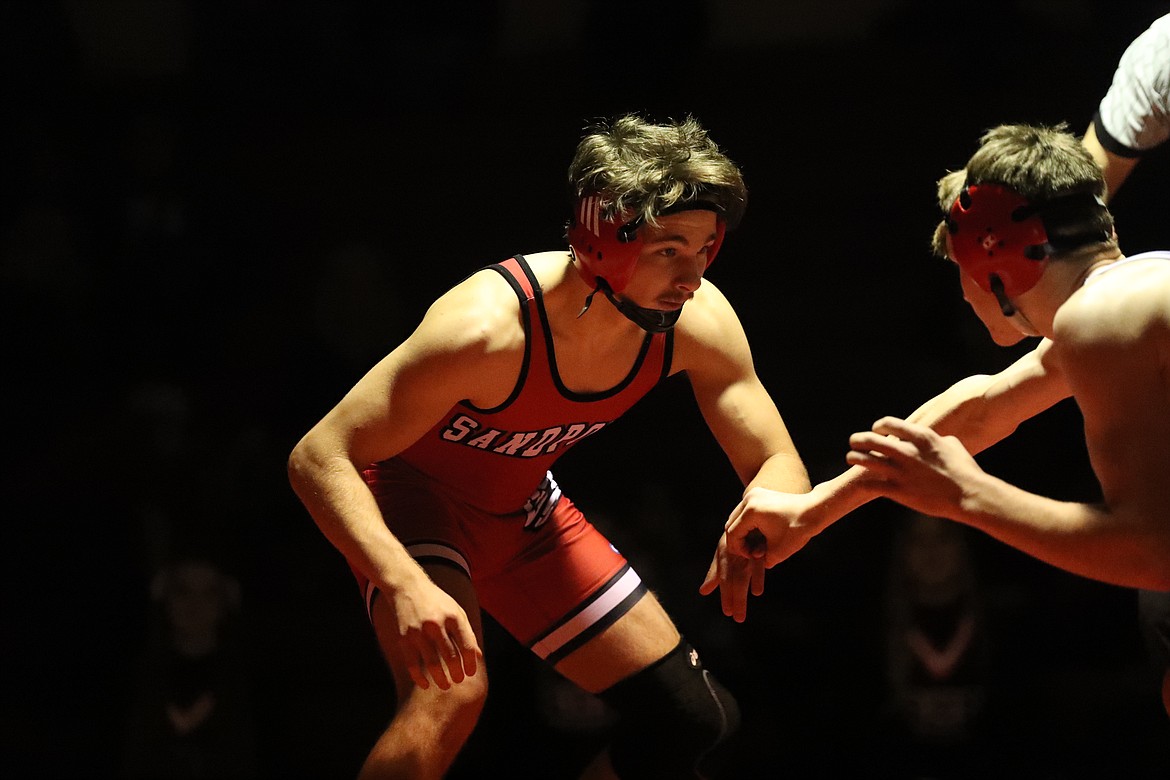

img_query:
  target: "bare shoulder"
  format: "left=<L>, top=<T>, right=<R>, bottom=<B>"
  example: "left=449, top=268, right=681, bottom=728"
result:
left=419, top=265, right=525, bottom=355
left=1056, top=258, right=1170, bottom=348
left=672, top=279, right=752, bottom=374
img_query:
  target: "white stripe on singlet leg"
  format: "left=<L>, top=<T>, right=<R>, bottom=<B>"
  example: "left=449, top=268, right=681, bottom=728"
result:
left=529, top=566, right=643, bottom=661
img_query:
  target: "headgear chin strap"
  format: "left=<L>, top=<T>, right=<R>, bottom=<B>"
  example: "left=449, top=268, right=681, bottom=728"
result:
left=576, top=276, right=682, bottom=333
left=947, top=183, right=1108, bottom=317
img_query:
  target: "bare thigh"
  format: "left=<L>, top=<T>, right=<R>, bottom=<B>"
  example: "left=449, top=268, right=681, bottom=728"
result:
left=553, top=591, right=681, bottom=694
left=370, top=563, right=487, bottom=701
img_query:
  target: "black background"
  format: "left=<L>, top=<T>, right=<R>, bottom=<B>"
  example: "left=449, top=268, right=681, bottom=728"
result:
left=4, top=1, right=1170, bottom=777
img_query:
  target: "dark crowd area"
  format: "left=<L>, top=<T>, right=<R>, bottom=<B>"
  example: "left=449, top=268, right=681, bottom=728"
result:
left=4, top=1, right=1170, bottom=778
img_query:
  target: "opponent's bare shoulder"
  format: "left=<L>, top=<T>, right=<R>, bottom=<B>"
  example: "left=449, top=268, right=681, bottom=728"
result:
left=672, top=279, right=753, bottom=375
left=1056, top=257, right=1170, bottom=350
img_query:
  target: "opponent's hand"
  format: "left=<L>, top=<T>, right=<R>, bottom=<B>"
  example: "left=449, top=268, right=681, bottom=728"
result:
left=387, top=579, right=482, bottom=691
left=845, top=416, right=986, bottom=520
left=699, top=530, right=765, bottom=622
left=722, top=486, right=821, bottom=570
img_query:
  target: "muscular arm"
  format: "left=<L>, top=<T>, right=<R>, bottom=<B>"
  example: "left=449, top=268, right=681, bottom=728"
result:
left=681, top=283, right=810, bottom=619
left=849, top=274, right=1170, bottom=590
left=960, top=280, right=1170, bottom=588
left=287, top=270, right=518, bottom=683
left=724, top=340, right=1073, bottom=569
left=679, top=282, right=809, bottom=495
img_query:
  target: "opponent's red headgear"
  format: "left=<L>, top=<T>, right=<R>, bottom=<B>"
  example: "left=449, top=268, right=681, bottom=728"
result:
left=947, top=183, right=1111, bottom=313
left=946, top=183, right=1050, bottom=301
left=567, top=195, right=727, bottom=294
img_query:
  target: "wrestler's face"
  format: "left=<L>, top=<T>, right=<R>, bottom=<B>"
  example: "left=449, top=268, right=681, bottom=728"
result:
left=622, top=210, right=718, bottom=311
left=947, top=236, right=1028, bottom=347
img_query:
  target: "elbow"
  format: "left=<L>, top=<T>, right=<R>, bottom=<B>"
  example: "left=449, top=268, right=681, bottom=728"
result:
left=287, top=434, right=328, bottom=496
left=287, top=440, right=311, bottom=495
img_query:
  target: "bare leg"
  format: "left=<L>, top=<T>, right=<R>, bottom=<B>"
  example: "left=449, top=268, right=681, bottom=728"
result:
left=554, top=592, right=682, bottom=780
left=357, top=565, right=487, bottom=780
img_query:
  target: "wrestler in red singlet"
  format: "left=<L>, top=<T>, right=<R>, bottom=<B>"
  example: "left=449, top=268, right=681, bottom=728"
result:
left=357, top=254, right=669, bottom=663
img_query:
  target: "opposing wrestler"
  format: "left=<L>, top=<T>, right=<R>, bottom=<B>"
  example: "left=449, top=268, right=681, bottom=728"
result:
left=714, top=121, right=1170, bottom=605
left=288, top=113, right=810, bottom=779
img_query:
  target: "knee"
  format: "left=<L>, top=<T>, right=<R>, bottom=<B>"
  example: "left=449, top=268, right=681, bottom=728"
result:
left=398, top=664, right=490, bottom=738
left=599, top=639, right=740, bottom=779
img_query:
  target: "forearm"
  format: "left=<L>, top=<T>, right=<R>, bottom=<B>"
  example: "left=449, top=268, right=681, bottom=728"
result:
left=288, top=450, right=426, bottom=595
left=905, top=374, right=1012, bottom=455
left=743, top=450, right=811, bottom=496
left=958, top=473, right=1170, bottom=590
left=800, top=466, right=883, bottom=535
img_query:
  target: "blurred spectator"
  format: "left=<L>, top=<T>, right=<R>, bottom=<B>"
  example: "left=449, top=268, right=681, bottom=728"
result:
left=879, top=512, right=993, bottom=778
left=121, top=556, right=258, bottom=779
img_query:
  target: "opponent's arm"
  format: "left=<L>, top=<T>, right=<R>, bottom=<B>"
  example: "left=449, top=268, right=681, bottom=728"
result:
left=848, top=288, right=1170, bottom=590
left=724, top=339, right=1073, bottom=569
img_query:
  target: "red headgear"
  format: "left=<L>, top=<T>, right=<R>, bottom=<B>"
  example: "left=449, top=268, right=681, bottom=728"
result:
left=567, top=195, right=726, bottom=294
left=946, top=183, right=1049, bottom=300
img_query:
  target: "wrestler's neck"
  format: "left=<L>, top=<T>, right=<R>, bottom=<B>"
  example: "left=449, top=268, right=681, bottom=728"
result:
left=530, top=251, right=647, bottom=343
left=1014, top=250, right=1125, bottom=337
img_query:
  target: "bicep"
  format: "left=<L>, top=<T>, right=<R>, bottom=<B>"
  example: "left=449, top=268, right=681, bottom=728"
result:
left=1061, top=332, right=1170, bottom=506
left=912, top=340, right=1072, bottom=452
left=314, top=340, right=471, bottom=468
left=305, top=279, right=514, bottom=468
left=685, top=331, right=800, bottom=483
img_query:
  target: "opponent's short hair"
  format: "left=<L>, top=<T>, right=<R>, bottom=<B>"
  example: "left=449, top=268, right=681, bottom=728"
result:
left=932, top=123, right=1115, bottom=263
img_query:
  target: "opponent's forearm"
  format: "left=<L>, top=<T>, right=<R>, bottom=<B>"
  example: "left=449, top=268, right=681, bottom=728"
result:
left=957, top=473, right=1170, bottom=590
left=800, top=466, right=882, bottom=534
left=904, top=374, right=1012, bottom=455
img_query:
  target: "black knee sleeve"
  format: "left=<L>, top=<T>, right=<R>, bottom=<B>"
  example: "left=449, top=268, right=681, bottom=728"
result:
left=599, top=639, right=740, bottom=779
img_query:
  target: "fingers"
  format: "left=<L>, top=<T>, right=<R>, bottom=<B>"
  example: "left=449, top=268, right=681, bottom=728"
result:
left=750, top=557, right=765, bottom=598
left=403, top=619, right=482, bottom=691
left=719, top=549, right=753, bottom=623
left=724, top=516, right=767, bottom=560
left=450, top=618, right=482, bottom=679
left=421, top=623, right=454, bottom=690
left=405, top=654, right=432, bottom=690
left=699, top=553, right=721, bottom=596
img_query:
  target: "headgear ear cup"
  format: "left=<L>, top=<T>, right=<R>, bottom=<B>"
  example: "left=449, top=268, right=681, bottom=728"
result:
left=566, top=195, right=644, bottom=293
left=947, top=183, right=1050, bottom=300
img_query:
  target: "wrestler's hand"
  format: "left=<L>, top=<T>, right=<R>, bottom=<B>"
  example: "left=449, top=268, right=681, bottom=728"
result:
left=846, top=416, right=986, bottom=520
left=699, top=530, right=765, bottom=622
left=722, top=486, right=822, bottom=570
left=386, top=576, right=482, bottom=691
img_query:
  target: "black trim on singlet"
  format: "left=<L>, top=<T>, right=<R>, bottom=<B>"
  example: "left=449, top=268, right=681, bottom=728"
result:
left=464, top=253, right=670, bottom=409
left=506, top=253, right=662, bottom=402
left=544, top=580, right=648, bottom=667
left=461, top=257, right=533, bottom=415
left=527, top=562, right=650, bottom=666
left=547, top=322, right=656, bottom=402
